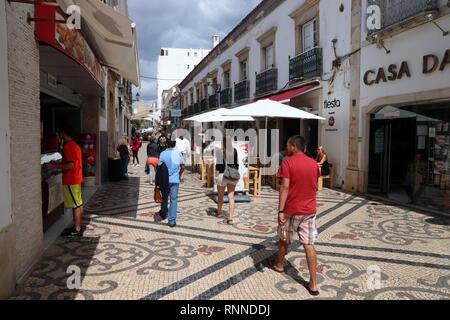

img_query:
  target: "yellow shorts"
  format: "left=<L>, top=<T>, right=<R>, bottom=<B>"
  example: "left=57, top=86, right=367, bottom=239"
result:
left=63, top=185, right=83, bottom=209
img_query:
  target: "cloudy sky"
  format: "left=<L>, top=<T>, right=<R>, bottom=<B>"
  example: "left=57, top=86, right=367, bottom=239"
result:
left=128, top=0, right=261, bottom=101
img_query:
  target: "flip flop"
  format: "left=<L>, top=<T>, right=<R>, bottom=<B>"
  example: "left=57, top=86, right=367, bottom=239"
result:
left=304, top=282, right=320, bottom=296
left=267, top=259, right=284, bottom=273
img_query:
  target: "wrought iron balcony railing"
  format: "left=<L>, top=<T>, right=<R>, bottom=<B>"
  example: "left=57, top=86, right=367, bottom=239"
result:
left=220, top=88, right=233, bottom=106
left=289, top=48, right=322, bottom=84
left=193, top=102, right=200, bottom=114
left=234, top=80, right=250, bottom=102
left=367, top=0, right=439, bottom=35
left=255, top=68, right=278, bottom=97
left=209, top=94, right=219, bottom=110
left=201, top=98, right=208, bottom=112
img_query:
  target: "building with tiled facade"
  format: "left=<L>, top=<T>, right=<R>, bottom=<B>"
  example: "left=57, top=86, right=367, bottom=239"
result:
left=0, top=0, right=139, bottom=298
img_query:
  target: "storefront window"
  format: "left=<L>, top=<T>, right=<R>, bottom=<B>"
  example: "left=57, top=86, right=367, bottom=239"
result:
left=368, top=101, right=450, bottom=213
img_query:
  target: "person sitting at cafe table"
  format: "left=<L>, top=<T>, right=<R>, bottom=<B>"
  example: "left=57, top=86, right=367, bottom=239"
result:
left=316, top=146, right=330, bottom=176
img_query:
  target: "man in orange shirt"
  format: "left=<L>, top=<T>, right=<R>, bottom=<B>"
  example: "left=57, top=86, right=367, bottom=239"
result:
left=51, top=125, right=84, bottom=238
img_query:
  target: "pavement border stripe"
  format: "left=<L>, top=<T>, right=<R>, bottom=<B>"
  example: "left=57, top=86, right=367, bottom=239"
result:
left=318, top=200, right=369, bottom=232
left=140, top=241, right=272, bottom=300
left=86, top=192, right=352, bottom=241
left=317, top=242, right=450, bottom=260
left=89, top=219, right=267, bottom=247
left=139, top=201, right=364, bottom=300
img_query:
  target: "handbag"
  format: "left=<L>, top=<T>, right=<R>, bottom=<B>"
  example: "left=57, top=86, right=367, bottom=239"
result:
left=154, top=187, right=162, bottom=203
left=223, top=164, right=240, bottom=181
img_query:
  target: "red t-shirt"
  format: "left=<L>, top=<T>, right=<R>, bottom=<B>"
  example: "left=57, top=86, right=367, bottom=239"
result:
left=277, top=152, right=320, bottom=216
left=131, top=138, right=140, bottom=151
left=62, top=140, right=83, bottom=185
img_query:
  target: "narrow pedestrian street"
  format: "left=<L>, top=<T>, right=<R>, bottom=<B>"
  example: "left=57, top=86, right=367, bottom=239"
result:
left=10, top=147, right=450, bottom=300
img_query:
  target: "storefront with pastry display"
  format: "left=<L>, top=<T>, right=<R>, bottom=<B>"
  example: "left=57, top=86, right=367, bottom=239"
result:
left=36, top=3, right=104, bottom=231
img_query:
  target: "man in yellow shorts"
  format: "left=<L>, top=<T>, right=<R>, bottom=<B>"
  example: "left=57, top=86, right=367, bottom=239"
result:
left=51, top=124, right=84, bottom=238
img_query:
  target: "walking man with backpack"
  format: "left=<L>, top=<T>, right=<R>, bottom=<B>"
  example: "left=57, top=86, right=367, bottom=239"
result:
left=156, top=140, right=185, bottom=227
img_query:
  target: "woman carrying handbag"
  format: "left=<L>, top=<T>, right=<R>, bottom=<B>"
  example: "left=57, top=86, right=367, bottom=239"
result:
left=214, top=137, right=240, bottom=225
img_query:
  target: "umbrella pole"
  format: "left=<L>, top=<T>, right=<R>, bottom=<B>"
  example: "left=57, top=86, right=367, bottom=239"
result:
left=264, top=117, right=268, bottom=185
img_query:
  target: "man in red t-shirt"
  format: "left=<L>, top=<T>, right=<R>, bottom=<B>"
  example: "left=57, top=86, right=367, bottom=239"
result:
left=50, top=125, right=84, bottom=238
left=270, top=135, right=320, bottom=296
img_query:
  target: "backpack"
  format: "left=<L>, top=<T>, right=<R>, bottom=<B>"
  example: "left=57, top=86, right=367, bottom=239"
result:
left=159, top=136, right=167, bottom=148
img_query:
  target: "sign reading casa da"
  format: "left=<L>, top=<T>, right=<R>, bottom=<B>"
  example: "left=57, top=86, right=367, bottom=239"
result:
left=364, top=49, right=450, bottom=86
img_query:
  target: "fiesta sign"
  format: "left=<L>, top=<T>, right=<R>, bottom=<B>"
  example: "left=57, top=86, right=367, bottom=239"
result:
left=364, top=50, right=450, bottom=86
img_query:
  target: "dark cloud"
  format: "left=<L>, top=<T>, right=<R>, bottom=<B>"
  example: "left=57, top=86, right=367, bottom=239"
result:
left=129, top=0, right=261, bottom=101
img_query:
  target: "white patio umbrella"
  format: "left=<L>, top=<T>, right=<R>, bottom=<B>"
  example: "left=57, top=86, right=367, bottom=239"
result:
left=184, top=108, right=255, bottom=123
left=225, top=99, right=326, bottom=173
left=224, top=99, right=325, bottom=120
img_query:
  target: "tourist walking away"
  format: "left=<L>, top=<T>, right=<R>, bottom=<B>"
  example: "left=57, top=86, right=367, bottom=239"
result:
left=316, top=146, right=330, bottom=176
left=158, top=131, right=168, bottom=154
left=131, top=134, right=141, bottom=166
left=51, top=124, right=84, bottom=238
left=270, top=135, right=321, bottom=296
left=175, top=135, right=191, bottom=181
left=117, top=138, right=130, bottom=179
left=214, top=137, right=240, bottom=225
left=156, top=140, right=185, bottom=227
left=146, top=136, right=159, bottom=185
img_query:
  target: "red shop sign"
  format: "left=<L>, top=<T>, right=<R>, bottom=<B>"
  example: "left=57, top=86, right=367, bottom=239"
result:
left=35, top=3, right=104, bottom=88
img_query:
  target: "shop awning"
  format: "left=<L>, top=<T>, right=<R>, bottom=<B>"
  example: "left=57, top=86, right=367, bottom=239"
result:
left=259, top=82, right=320, bottom=103
left=57, top=0, right=140, bottom=86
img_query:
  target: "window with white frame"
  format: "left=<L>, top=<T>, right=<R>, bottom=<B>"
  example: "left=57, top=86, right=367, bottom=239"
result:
left=240, top=59, right=248, bottom=81
left=203, top=83, right=208, bottom=98
left=263, top=44, right=274, bottom=70
left=223, top=70, right=231, bottom=89
left=301, top=19, right=317, bottom=52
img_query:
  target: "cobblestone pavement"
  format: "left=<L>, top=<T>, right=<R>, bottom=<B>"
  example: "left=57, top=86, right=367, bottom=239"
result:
left=11, top=160, right=450, bottom=300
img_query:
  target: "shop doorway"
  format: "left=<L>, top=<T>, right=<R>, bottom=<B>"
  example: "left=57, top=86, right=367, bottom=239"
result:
left=368, top=103, right=450, bottom=213
left=40, top=92, right=81, bottom=232
left=368, top=116, right=415, bottom=202
left=304, top=119, right=319, bottom=159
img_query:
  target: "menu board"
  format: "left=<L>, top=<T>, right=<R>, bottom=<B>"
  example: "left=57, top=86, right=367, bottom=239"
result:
left=80, top=133, right=97, bottom=178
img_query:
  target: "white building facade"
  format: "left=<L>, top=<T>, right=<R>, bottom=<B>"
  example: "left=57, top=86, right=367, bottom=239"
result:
left=157, top=47, right=210, bottom=118
left=355, top=0, right=450, bottom=213
left=179, top=0, right=355, bottom=188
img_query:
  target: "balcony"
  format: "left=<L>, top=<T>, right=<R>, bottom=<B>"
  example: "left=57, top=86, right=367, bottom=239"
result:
left=193, top=102, right=200, bottom=114
left=209, top=94, right=219, bottom=110
left=289, top=48, right=322, bottom=84
left=234, top=80, right=250, bottom=102
left=220, top=88, right=233, bottom=106
left=255, top=68, right=278, bottom=97
left=188, top=105, right=194, bottom=116
left=367, top=0, right=439, bottom=37
left=201, top=98, right=208, bottom=112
